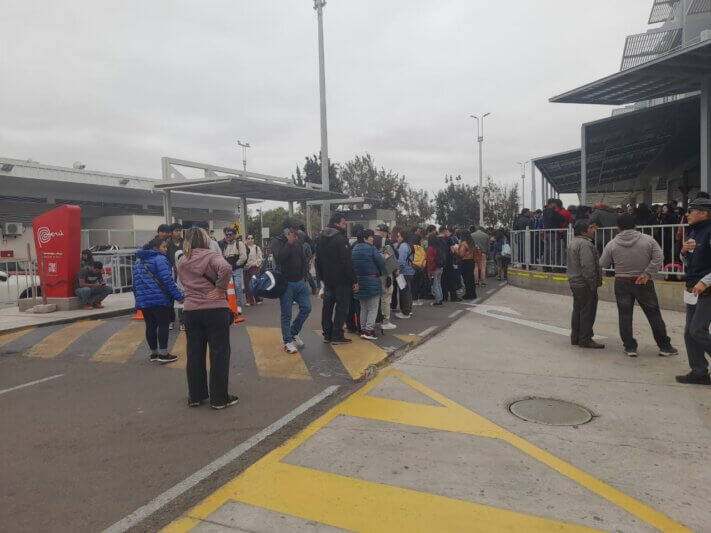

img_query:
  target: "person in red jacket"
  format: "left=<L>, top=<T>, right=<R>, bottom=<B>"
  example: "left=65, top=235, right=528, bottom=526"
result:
left=426, top=233, right=444, bottom=305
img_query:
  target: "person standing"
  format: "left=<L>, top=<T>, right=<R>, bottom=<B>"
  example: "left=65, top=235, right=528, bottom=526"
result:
left=426, top=233, right=444, bottom=306
left=133, top=238, right=183, bottom=363
left=177, top=227, right=238, bottom=409
left=454, top=230, right=478, bottom=300
left=218, top=227, right=248, bottom=312
left=374, top=224, right=398, bottom=331
left=271, top=219, right=312, bottom=353
left=493, top=230, right=511, bottom=281
left=395, top=232, right=415, bottom=318
left=471, top=226, right=490, bottom=286
left=600, top=214, right=678, bottom=358
left=243, top=234, right=264, bottom=306
left=351, top=229, right=386, bottom=340
left=676, top=198, right=711, bottom=385
left=166, top=223, right=183, bottom=267
left=567, top=221, right=604, bottom=349
left=315, top=212, right=357, bottom=344
left=437, top=226, right=460, bottom=302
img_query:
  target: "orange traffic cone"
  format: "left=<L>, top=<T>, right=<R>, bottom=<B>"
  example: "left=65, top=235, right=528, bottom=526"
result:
left=227, top=280, right=245, bottom=325
left=132, top=309, right=144, bottom=321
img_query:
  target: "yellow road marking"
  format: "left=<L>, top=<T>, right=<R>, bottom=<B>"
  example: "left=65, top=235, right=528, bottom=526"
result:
left=552, top=276, right=569, bottom=281
left=92, top=322, right=145, bottom=363
left=532, top=274, right=549, bottom=279
left=0, top=328, right=31, bottom=347
left=247, top=327, right=310, bottom=380
left=322, top=330, right=388, bottom=380
left=163, top=369, right=690, bottom=533
left=394, top=334, right=423, bottom=347
left=25, top=320, right=104, bottom=359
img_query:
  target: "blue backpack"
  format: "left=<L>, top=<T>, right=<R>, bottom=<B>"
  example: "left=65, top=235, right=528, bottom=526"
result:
left=249, top=270, right=287, bottom=299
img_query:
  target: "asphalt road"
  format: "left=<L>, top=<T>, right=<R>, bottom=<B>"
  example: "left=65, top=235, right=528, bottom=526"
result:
left=0, top=281, right=507, bottom=532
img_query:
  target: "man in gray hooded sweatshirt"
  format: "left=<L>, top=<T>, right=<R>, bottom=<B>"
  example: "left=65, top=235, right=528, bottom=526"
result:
left=600, top=214, right=678, bottom=357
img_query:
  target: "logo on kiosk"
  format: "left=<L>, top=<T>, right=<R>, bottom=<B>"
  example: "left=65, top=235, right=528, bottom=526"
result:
left=37, top=226, right=65, bottom=248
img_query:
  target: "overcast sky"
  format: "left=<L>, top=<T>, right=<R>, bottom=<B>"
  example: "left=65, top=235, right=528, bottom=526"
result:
left=1, top=0, right=655, bottom=208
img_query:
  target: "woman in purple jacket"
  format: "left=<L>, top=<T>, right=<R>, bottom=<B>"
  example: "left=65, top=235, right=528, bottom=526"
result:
left=177, top=227, right=239, bottom=410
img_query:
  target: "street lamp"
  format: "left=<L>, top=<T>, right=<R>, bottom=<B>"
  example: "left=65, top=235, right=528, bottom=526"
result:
left=470, top=112, right=491, bottom=227
left=237, top=140, right=251, bottom=172
left=314, top=0, right=330, bottom=229
left=518, top=161, right=529, bottom=209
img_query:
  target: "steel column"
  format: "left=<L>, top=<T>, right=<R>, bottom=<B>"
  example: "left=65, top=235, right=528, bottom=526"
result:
left=162, top=191, right=172, bottom=224
left=239, top=197, right=248, bottom=236
left=531, top=163, right=536, bottom=211
left=702, top=75, right=711, bottom=193
left=581, top=124, right=587, bottom=206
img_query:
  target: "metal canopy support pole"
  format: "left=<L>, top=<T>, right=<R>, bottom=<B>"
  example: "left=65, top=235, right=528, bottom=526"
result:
left=531, top=163, right=536, bottom=211
left=315, top=0, right=330, bottom=229
left=701, top=75, right=711, bottom=193
left=239, top=197, right=248, bottom=236
left=162, top=191, right=172, bottom=224
left=580, top=124, right=588, bottom=206
left=288, top=201, right=294, bottom=216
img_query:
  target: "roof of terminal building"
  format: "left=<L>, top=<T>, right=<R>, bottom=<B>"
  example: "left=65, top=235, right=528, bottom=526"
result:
left=535, top=95, right=700, bottom=194
left=550, top=39, right=711, bottom=105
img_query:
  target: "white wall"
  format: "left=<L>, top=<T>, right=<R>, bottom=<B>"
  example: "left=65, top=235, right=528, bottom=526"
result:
left=0, top=227, right=35, bottom=259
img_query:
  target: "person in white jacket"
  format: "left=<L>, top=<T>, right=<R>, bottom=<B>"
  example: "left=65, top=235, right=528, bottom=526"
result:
left=243, top=234, right=264, bottom=306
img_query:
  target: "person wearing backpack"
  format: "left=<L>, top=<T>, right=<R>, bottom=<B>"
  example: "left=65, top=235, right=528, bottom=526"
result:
left=410, top=231, right=428, bottom=307
left=133, top=238, right=184, bottom=364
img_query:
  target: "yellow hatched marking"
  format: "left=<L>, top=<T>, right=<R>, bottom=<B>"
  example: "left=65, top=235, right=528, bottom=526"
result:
left=25, top=320, right=104, bottom=359
left=163, top=368, right=691, bottom=533
left=0, top=328, right=32, bottom=347
left=247, top=327, right=310, bottom=380
left=321, top=330, right=387, bottom=380
left=394, top=334, right=423, bottom=347
left=92, top=322, right=145, bottom=363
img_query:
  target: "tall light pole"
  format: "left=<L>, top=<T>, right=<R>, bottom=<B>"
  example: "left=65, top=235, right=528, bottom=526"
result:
left=470, top=112, right=491, bottom=227
left=237, top=140, right=250, bottom=172
left=314, top=0, right=330, bottom=229
left=518, top=161, right=529, bottom=209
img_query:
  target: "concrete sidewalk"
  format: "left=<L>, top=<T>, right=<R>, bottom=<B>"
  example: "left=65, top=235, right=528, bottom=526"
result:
left=0, top=292, right=135, bottom=333
left=161, top=285, right=710, bottom=532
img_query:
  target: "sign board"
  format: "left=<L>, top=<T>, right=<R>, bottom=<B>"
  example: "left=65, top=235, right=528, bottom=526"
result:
left=33, top=205, right=81, bottom=298
left=262, top=227, right=270, bottom=239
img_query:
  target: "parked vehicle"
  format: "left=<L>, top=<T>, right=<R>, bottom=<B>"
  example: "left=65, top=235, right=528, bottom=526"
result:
left=0, top=270, right=41, bottom=302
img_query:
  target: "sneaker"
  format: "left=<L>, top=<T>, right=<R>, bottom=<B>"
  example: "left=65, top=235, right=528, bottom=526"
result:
left=431, top=302, right=443, bottom=306
left=256, top=300, right=263, bottom=305
left=381, top=322, right=397, bottom=330
left=394, top=312, right=412, bottom=319
left=149, top=353, right=159, bottom=363
left=658, top=345, right=679, bottom=357
left=624, top=348, right=638, bottom=357
left=169, top=322, right=174, bottom=330
left=330, top=336, right=352, bottom=345
left=93, top=302, right=104, bottom=309
left=579, top=341, right=605, bottom=349
left=179, top=324, right=185, bottom=331
left=362, top=330, right=378, bottom=340
left=211, top=395, right=239, bottom=410
left=238, top=306, right=243, bottom=313
left=188, top=398, right=206, bottom=407
left=322, top=334, right=332, bottom=343
left=451, top=297, right=463, bottom=303
left=293, top=335, right=305, bottom=349
left=245, top=303, right=252, bottom=307
left=675, top=372, right=711, bottom=385
left=412, top=301, right=424, bottom=306
left=157, top=353, right=178, bottom=364
left=284, top=341, right=298, bottom=354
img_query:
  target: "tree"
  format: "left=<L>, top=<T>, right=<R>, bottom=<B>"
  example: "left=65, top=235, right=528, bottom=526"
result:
left=434, top=175, right=520, bottom=228
left=338, top=153, right=408, bottom=211
left=483, top=177, right=519, bottom=228
left=399, top=187, right=435, bottom=228
left=291, top=153, right=341, bottom=192
left=246, top=207, right=305, bottom=244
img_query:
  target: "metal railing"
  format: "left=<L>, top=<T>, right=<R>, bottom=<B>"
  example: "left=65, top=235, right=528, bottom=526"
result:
left=0, top=258, right=40, bottom=305
left=92, top=250, right=136, bottom=294
left=510, top=224, right=688, bottom=279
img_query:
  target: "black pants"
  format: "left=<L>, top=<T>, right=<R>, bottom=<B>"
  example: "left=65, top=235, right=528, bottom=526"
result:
left=570, top=285, right=598, bottom=345
left=399, top=275, right=413, bottom=315
left=684, top=296, right=711, bottom=376
left=442, top=266, right=458, bottom=300
left=184, top=307, right=232, bottom=406
left=614, top=279, right=671, bottom=350
left=460, top=259, right=477, bottom=299
left=322, top=284, right=351, bottom=339
left=143, top=306, right=172, bottom=351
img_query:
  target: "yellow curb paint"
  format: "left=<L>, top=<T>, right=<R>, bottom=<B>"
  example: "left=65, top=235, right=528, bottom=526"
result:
left=394, top=334, right=423, bottom=347
left=247, top=327, right=311, bottom=380
left=0, top=328, right=31, bottom=347
left=513, top=272, right=530, bottom=277
left=26, top=320, right=104, bottom=359
left=552, top=276, right=569, bottom=282
left=532, top=274, right=549, bottom=279
left=319, top=330, right=388, bottom=380
left=91, top=322, right=146, bottom=363
left=162, top=369, right=689, bottom=533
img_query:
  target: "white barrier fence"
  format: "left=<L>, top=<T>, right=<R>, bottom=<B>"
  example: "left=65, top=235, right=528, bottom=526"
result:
left=510, top=224, right=688, bottom=279
left=0, top=258, right=40, bottom=305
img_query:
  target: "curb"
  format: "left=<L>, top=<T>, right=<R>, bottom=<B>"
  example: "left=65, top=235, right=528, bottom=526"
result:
left=0, top=307, right=135, bottom=336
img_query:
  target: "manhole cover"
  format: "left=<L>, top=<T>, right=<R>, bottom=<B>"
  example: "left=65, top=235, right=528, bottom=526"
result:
left=509, top=398, right=592, bottom=426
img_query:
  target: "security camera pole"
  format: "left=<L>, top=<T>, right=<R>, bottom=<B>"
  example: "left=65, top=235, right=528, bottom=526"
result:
left=470, top=112, right=491, bottom=227
left=314, top=0, right=330, bottom=228
left=237, top=140, right=250, bottom=172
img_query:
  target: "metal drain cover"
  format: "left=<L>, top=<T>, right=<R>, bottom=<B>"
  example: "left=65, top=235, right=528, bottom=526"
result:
left=509, top=398, right=592, bottom=426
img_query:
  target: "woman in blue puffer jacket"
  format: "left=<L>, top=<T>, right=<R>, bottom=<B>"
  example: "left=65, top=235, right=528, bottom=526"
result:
left=351, top=228, right=386, bottom=340
left=133, top=237, right=184, bottom=364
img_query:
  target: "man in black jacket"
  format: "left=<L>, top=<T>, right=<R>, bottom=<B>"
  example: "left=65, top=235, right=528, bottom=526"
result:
left=315, top=212, right=358, bottom=344
left=271, top=219, right=312, bottom=354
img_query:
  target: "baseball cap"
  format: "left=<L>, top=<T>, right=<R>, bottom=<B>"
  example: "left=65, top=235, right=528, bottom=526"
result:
left=688, top=198, right=711, bottom=211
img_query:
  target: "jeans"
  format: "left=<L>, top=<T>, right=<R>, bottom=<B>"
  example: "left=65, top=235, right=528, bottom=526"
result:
left=399, top=275, right=413, bottom=315
left=75, top=285, right=112, bottom=305
left=184, top=307, right=232, bottom=406
left=684, top=296, right=711, bottom=376
left=431, top=268, right=443, bottom=303
left=142, top=305, right=172, bottom=351
left=280, top=280, right=312, bottom=343
left=359, top=296, right=380, bottom=332
left=614, top=279, right=671, bottom=350
left=232, top=269, right=245, bottom=308
left=322, top=284, right=351, bottom=339
left=570, top=285, right=598, bottom=345
left=380, top=277, right=393, bottom=322
left=460, top=259, right=477, bottom=299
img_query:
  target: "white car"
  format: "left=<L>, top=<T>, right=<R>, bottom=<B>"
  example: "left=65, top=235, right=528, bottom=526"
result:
left=0, top=270, right=41, bottom=301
